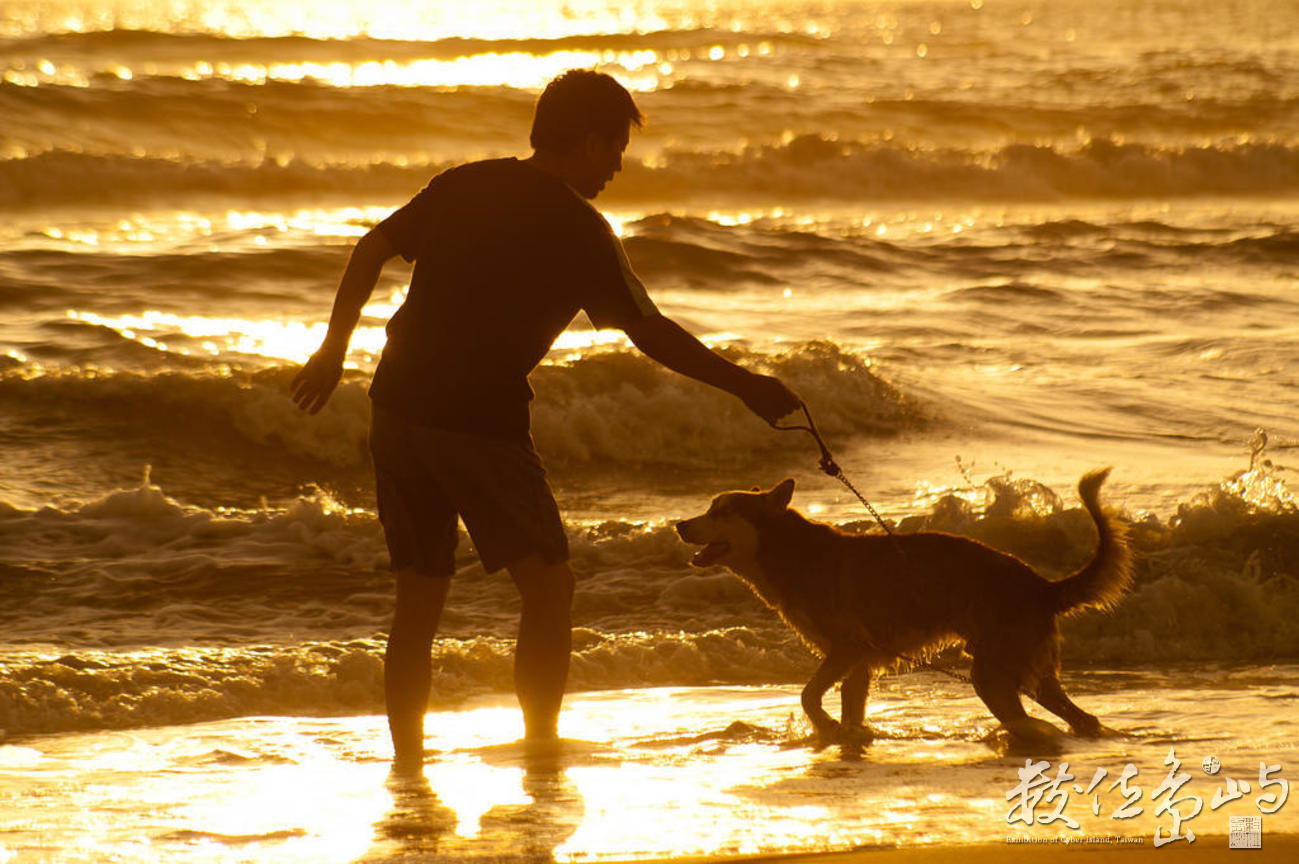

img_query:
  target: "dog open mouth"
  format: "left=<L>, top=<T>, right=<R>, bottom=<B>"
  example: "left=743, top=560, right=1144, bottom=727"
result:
left=691, top=541, right=730, bottom=567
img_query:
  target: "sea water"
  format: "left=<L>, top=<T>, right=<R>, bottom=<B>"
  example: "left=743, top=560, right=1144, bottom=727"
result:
left=2, top=0, right=1297, bottom=860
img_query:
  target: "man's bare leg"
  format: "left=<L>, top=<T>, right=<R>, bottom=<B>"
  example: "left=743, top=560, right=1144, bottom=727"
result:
left=386, top=568, right=452, bottom=774
left=507, top=555, right=575, bottom=739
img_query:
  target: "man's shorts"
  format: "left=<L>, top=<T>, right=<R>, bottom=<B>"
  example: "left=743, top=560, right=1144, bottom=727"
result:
left=368, top=404, right=569, bottom=576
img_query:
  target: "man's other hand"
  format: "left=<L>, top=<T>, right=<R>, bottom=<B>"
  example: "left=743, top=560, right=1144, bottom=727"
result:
left=291, top=346, right=345, bottom=415
left=740, top=373, right=801, bottom=425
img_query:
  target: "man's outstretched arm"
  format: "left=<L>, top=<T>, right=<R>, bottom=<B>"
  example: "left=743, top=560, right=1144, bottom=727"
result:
left=291, top=228, right=398, bottom=414
left=623, top=313, right=801, bottom=423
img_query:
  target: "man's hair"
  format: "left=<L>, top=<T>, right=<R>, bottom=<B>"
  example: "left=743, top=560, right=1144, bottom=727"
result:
left=530, top=69, right=644, bottom=153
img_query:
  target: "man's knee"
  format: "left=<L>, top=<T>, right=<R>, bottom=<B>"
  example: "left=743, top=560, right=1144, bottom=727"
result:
left=392, top=568, right=452, bottom=630
left=507, top=555, right=574, bottom=607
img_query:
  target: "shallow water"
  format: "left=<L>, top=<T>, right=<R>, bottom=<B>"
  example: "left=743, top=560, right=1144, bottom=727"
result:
left=3, top=676, right=1297, bottom=862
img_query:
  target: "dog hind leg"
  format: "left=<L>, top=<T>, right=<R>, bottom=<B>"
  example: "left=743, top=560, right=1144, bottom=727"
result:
left=1031, top=674, right=1102, bottom=737
left=970, top=655, right=1060, bottom=742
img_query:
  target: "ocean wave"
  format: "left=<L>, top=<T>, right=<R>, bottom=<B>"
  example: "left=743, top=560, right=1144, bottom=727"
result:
left=0, top=628, right=816, bottom=737
left=867, top=94, right=1299, bottom=140
left=10, top=72, right=1293, bottom=171
left=8, top=136, right=1298, bottom=210
left=2, top=245, right=352, bottom=304
left=3, top=457, right=1296, bottom=645
left=0, top=27, right=811, bottom=64
left=5, top=217, right=1293, bottom=327
left=0, top=150, right=431, bottom=209
left=0, top=342, right=916, bottom=471
left=0, top=77, right=535, bottom=161
left=1184, top=230, right=1299, bottom=262
left=623, top=212, right=903, bottom=280
left=3, top=458, right=1298, bottom=735
left=612, top=135, right=1299, bottom=203
left=944, top=281, right=1064, bottom=303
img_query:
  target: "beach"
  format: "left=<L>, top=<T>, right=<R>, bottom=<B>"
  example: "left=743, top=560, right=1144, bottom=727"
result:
left=723, top=836, right=1299, bottom=863
left=2, top=0, right=1298, bottom=860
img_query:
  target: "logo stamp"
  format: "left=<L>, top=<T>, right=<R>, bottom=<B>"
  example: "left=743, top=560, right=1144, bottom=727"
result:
left=1228, top=815, right=1261, bottom=849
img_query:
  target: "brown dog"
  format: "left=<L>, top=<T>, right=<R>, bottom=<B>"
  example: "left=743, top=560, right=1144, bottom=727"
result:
left=675, top=469, right=1131, bottom=743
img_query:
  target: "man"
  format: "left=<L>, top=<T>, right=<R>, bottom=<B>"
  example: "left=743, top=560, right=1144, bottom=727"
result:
left=291, top=70, right=801, bottom=773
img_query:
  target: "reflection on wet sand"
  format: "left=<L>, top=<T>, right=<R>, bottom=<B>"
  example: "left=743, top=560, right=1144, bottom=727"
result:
left=358, top=747, right=584, bottom=863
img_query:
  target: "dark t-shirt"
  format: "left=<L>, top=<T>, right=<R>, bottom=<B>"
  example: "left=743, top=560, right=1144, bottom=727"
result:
left=369, top=157, right=657, bottom=437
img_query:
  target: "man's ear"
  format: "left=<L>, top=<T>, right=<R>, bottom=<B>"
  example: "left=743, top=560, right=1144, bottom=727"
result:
left=767, top=477, right=795, bottom=510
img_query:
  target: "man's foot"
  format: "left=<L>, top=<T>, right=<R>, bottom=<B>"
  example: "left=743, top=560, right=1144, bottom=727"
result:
left=390, top=747, right=437, bottom=778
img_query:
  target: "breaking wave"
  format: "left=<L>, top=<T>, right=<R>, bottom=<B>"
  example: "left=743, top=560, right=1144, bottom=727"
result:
left=7, top=137, right=1298, bottom=209
left=614, top=136, right=1299, bottom=203
left=0, top=341, right=917, bottom=471
left=2, top=454, right=1297, bottom=734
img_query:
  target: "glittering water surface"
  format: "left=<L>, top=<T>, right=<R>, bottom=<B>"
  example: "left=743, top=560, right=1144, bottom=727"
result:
left=4, top=677, right=1297, bottom=862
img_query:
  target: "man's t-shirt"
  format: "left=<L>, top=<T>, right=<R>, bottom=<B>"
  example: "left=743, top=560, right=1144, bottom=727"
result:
left=369, top=157, right=658, bottom=438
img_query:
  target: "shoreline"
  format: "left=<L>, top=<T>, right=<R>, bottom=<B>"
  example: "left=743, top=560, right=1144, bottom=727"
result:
left=607, top=834, right=1299, bottom=863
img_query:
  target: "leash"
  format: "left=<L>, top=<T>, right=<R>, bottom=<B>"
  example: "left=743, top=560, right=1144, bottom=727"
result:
left=768, top=403, right=971, bottom=684
left=768, top=403, right=897, bottom=539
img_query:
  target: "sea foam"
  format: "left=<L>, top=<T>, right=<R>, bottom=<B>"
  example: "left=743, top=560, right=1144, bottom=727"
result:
left=4, top=459, right=1298, bottom=735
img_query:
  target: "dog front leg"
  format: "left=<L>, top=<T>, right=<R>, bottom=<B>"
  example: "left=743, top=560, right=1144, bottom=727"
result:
left=802, top=651, right=856, bottom=740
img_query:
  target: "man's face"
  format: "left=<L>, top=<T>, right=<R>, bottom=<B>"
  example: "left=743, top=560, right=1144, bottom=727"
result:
left=575, top=124, right=630, bottom=199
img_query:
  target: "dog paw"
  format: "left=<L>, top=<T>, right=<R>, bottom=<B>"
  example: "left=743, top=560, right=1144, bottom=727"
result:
left=986, top=719, right=1066, bottom=757
left=1086, top=723, right=1124, bottom=739
left=837, top=724, right=875, bottom=746
left=812, top=718, right=842, bottom=746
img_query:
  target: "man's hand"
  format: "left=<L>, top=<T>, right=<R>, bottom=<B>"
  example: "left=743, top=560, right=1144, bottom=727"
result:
left=738, top=372, right=802, bottom=425
left=291, top=345, right=345, bottom=415
left=290, top=228, right=396, bottom=416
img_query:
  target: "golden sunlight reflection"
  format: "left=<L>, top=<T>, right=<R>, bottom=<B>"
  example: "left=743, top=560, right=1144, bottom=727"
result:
left=558, top=761, right=835, bottom=858
left=427, top=761, right=529, bottom=838
left=0, top=0, right=677, bottom=41
left=195, top=51, right=660, bottom=91
left=550, top=329, right=629, bottom=353
left=60, top=310, right=725, bottom=366
left=178, top=760, right=383, bottom=861
left=2, top=45, right=758, bottom=92
left=222, top=207, right=385, bottom=237
left=911, top=474, right=1060, bottom=520
left=1219, top=466, right=1296, bottom=512
left=14, top=207, right=389, bottom=252
left=16, top=684, right=1259, bottom=860
left=21, top=715, right=397, bottom=864
left=0, top=0, right=836, bottom=42
left=65, top=310, right=386, bottom=364
left=60, top=306, right=728, bottom=367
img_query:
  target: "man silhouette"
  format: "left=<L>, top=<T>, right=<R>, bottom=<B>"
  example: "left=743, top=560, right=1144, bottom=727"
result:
left=291, top=70, right=800, bottom=773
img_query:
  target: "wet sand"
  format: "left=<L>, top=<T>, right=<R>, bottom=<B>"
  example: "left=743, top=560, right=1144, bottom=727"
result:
left=646, top=834, right=1299, bottom=863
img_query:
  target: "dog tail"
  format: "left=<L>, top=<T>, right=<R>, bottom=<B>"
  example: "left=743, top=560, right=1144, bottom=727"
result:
left=1051, top=467, right=1132, bottom=617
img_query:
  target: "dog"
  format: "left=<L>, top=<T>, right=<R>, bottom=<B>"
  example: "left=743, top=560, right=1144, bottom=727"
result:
left=675, top=469, right=1131, bottom=744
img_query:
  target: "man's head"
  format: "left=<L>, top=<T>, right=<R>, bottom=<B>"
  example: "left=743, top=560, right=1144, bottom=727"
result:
left=530, top=70, right=644, bottom=198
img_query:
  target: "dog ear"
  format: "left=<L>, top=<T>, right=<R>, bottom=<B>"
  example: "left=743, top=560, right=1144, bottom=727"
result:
left=767, top=477, right=796, bottom=509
